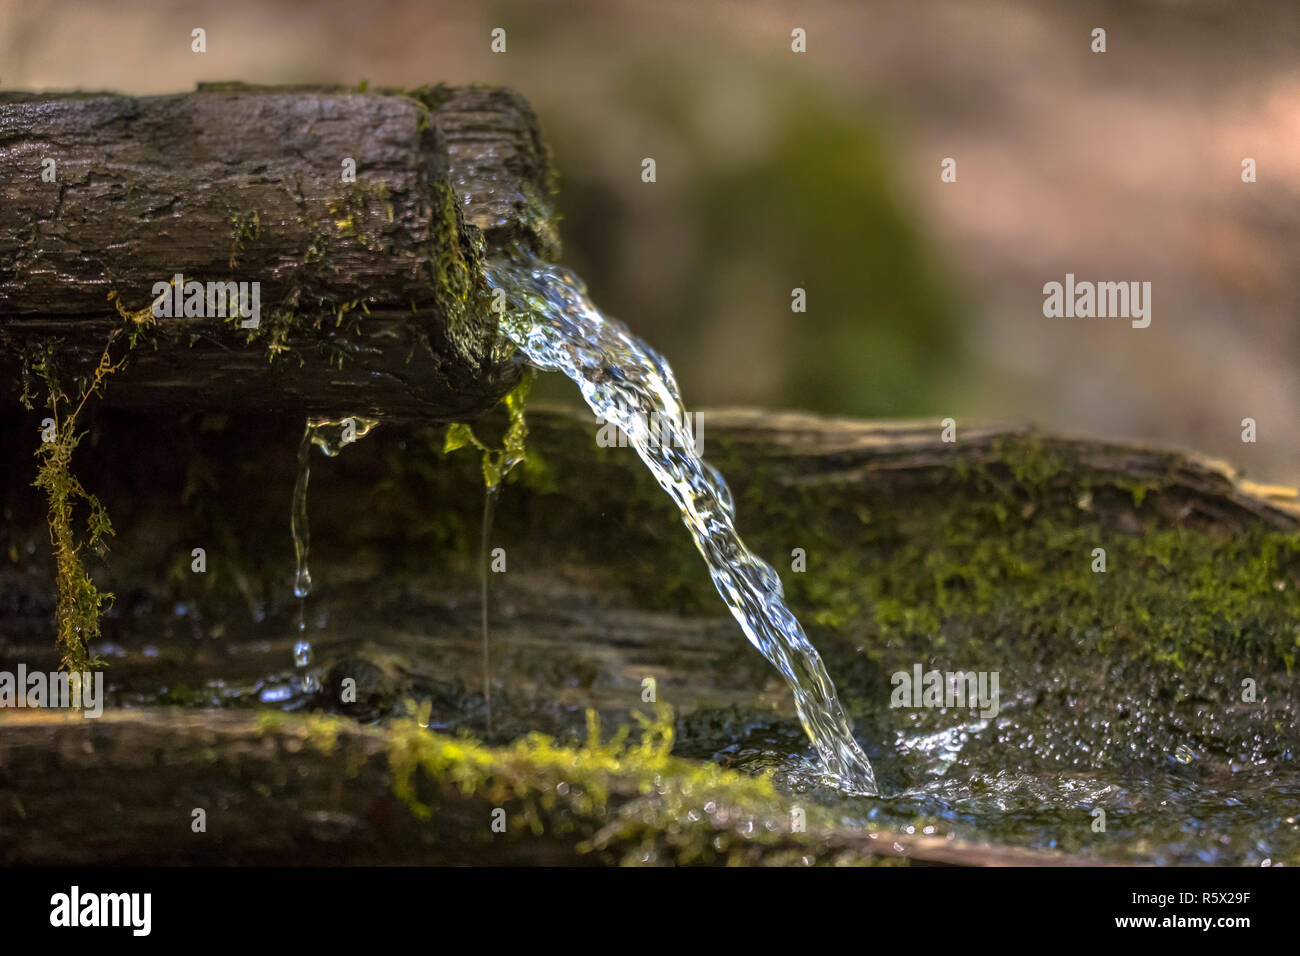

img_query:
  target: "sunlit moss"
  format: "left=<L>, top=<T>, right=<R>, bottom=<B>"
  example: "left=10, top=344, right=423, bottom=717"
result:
left=443, top=369, right=536, bottom=490
left=383, top=702, right=891, bottom=865
left=426, top=178, right=483, bottom=336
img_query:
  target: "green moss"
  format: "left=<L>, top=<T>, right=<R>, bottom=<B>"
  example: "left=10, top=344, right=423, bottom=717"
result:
left=17, top=304, right=153, bottom=671
left=1115, top=477, right=1155, bottom=508
left=515, top=180, right=562, bottom=261
left=213, top=88, right=538, bottom=374
left=228, top=210, right=260, bottom=269
left=683, top=435, right=1300, bottom=786
left=468, top=413, right=1300, bottom=776
left=304, top=713, right=344, bottom=755
left=31, top=428, right=112, bottom=674
left=765, top=446, right=1299, bottom=674
left=231, top=179, right=435, bottom=366
left=327, top=182, right=393, bottom=244
left=991, top=434, right=1067, bottom=488
left=384, top=702, right=894, bottom=865
left=426, top=178, right=482, bottom=334
left=256, top=710, right=288, bottom=735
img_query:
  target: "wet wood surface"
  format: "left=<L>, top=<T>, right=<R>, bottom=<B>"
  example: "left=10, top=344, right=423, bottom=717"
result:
left=0, top=84, right=555, bottom=420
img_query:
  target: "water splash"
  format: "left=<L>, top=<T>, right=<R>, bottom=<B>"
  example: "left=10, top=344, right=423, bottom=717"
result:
left=486, top=256, right=878, bottom=795
left=290, top=415, right=379, bottom=686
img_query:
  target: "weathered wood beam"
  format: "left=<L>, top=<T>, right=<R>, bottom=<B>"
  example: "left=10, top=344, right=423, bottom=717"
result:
left=0, top=84, right=557, bottom=420
left=0, top=709, right=1080, bottom=866
left=684, top=409, right=1300, bottom=528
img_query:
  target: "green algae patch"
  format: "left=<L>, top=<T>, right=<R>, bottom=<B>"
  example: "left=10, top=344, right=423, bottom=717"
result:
left=383, top=702, right=896, bottom=865
left=443, top=369, right=535, bottom=490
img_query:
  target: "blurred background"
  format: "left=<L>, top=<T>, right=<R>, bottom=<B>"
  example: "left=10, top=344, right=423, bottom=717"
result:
left=3, top=0, right=1297, bottom=483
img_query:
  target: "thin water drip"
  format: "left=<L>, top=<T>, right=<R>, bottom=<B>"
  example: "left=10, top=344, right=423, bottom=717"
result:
left=290, top=415, right=379, bottom=683
left=292, top=426, right=314, bottom=610
left=481, top=483, right=500, bottom=736
left=443, top=376, right=532, bottom=739
left=486, top=255, right=878, bottom=795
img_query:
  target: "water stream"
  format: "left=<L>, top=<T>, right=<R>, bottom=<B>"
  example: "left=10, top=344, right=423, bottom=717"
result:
left=486, top=255, right=878, bottom=795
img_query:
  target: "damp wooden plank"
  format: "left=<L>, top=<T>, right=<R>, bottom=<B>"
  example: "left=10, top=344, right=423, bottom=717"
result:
left=0, top=84, right=556, bottom=420
left=0, top=708, right=1088, bottom=866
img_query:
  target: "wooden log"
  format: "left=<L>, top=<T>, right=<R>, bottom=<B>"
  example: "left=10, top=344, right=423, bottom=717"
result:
left=0, top=709, right=1083, bottom=866
left=671, top=409, right=1300, bottom=528
left=0, top=84, right=557, bottom=421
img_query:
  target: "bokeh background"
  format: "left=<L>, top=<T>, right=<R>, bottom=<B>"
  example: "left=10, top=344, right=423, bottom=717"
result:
left=3, top=0, right=1297, bottom=482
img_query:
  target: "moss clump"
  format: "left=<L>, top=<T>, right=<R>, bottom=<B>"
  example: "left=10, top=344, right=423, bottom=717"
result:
left=384, top=702, right=893, bottom=865
left=426, top=178, right=484, bottom=336
left=990, top=434, right=1068, bottom=488
left=31, top=428, right=113, bottom=674
left=18, top=298, right=154, bottom=670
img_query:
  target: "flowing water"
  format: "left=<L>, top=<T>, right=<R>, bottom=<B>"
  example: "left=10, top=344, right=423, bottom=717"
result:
left=486, top=255, right=879, bottom=795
